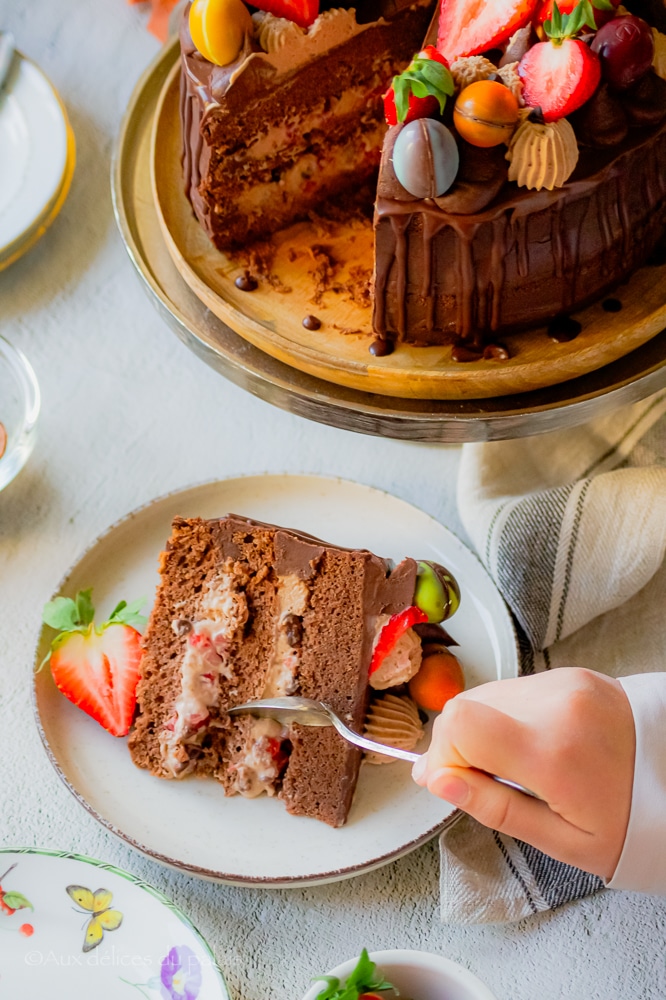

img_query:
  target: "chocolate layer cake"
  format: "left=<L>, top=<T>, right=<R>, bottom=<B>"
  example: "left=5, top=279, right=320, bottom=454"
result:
left=370, top=1, right=666, bottom=349
left=373, top=98, right=666, bottom=347
left=180, top=0, right=434, bottom=249
left=129, top=514, right=419, bottom=827
left=180, top=0, right=666, bottom=354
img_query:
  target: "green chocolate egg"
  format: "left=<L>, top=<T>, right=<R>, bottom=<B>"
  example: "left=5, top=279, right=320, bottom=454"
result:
left=414, top=561, right=461, bottom=622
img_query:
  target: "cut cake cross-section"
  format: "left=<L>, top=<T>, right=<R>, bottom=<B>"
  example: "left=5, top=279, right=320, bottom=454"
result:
left=180, top=0, right=435, bottom=250
left=129, top=514, right=420, bottom=827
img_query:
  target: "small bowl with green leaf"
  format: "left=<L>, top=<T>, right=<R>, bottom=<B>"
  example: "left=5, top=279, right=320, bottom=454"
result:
left=303, top=949, right=498, bottom=1000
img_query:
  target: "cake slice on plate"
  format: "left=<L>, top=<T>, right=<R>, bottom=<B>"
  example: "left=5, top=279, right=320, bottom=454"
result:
left=129, top=514, right=460, bottom=826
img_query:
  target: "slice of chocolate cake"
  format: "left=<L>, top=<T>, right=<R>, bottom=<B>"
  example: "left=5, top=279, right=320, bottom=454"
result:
left=180, top=0, right=435, bottom=250
left=129, top=514, right=421, bottom=827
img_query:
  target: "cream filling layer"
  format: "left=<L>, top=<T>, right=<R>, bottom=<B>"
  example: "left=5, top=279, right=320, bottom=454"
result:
left=160, top=562, right=249, bottom=778
left=237, top=85, right=385, bottom=161
left=234, top=718, right=287, bottom=798
left=224, top=126, right=385, bottom=220
left=368, top=614, right=423, bottom=691
left=234, top=574, right=310, bottom=798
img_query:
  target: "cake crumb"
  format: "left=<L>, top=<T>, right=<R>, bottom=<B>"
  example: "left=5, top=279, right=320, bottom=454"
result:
left=337, top=266, right=373, bottom=310
left=233, top=243, right=293, bottom=294
left=332, top=324, right=367, bottom=338
left=307, top=244, right=341, bottom=305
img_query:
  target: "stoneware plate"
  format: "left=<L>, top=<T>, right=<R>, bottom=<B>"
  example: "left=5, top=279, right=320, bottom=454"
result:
left=33, top=474, right=519, bottom=886
left=0, top=848, right=229, bottom=998
left=153, top=60, right=666, bottom=401
left=0, top=51, right=75, bottom=269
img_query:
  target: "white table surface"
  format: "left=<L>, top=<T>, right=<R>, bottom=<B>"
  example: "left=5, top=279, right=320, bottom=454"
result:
left=1, top=2, right=665, bottom=997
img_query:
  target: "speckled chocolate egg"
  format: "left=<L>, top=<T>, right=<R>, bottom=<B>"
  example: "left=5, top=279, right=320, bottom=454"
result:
left=454, top=80, right=520, bottom=148
left=392, top=119, right=460, bottom=199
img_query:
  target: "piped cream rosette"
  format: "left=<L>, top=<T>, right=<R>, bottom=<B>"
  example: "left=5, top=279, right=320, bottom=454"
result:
left=364, top=692, right=424, bottom=765
left=450, top=55, right=497, bottom=90
left=506, top=115, right=579, bottom=191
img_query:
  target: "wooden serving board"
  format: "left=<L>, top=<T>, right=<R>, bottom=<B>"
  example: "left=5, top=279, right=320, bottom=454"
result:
left=152, top=64, right=666, bottom=400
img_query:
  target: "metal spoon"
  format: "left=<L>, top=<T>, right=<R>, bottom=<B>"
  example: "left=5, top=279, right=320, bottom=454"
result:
left=227, top=696, right=538, bottom=797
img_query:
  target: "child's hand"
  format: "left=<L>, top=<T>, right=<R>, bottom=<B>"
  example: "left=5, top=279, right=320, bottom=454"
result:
left=412, top=668, right=635, bottom=879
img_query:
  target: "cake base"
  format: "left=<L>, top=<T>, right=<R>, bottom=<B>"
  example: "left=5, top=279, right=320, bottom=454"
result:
left=153, top=64, right=666, bottom=401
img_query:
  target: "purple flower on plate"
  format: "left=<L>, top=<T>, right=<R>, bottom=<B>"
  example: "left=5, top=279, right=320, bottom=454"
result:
left=160, top=945, right=202, bottom=1000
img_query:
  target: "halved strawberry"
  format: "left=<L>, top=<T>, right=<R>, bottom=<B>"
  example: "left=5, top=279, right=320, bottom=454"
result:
left=518, top=33, right=601, bottom=120
left=252, top=0, right=318, bottom=29
left=383, top=47, right=454, bottom=125
left=41, top=589, right=146, bottom=737
left=437, top=0, right=539, bottom=63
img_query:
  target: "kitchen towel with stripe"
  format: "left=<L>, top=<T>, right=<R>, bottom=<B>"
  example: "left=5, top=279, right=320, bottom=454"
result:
left=440, top=389, right=666, bottom=923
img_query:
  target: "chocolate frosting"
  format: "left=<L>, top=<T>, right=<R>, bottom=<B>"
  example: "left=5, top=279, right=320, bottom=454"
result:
left=378, top=124, right=508, bottom=214
left=215, top=514, right=417, bottom=612
left=570, top=84, right=630, bottom=147
left=373, top=78, right=666, bottom=344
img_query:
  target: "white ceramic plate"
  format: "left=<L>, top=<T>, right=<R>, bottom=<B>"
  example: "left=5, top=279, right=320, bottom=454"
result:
left=0, top=52, right=71, bottom=257
left=33, top=475, right=519, bottom=886
left=0, top=848, right=229, bottom=998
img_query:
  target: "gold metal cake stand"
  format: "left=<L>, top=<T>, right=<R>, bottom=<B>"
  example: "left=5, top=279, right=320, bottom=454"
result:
left=111, top=39, right=666, bottom=442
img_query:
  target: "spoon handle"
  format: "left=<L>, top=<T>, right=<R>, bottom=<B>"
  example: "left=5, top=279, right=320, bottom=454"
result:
left=324, top=709, right=421, bottom=763
left=324, top=707, right=539, bottom=796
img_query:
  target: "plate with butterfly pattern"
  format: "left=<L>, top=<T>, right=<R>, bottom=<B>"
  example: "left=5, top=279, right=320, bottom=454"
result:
left=0, top=848, right=229, bottom=999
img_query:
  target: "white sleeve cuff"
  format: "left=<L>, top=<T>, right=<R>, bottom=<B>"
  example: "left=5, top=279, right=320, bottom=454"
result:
left=607, top=673, right=666, bottom=893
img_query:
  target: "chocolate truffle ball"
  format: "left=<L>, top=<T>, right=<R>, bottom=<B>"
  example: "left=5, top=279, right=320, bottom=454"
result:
left=392, top=119, right=460, bottom=199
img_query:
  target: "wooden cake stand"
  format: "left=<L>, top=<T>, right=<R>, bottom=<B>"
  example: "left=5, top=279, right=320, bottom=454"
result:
left=152, top=63, right=666, bottom=401
left=112, top=41, right=666, bottom=440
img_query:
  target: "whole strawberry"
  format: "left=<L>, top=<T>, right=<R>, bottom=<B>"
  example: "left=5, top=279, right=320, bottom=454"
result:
left=384, top=47, right=454, bottom=126
left=41, top=589, right=146, bottom=737
left=518, top=0, right=603, bottom=121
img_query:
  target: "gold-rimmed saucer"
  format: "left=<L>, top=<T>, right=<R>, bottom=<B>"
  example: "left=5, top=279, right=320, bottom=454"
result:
left=0, top=50, right=75, bottom=271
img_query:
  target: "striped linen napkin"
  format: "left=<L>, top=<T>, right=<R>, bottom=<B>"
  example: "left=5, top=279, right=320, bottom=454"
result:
left=440, top=389, right=666, bottom=923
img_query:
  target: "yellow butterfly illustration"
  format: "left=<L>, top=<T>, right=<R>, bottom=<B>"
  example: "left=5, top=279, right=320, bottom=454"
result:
left=66, top=885, right=123, bottom=953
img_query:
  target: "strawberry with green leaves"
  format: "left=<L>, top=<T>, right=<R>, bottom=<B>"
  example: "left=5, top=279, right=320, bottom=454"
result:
left=384, top=47, right=454, bottom=126
left=41, top=589, right=146, bottom=737
left=518, top=0, right=606, bottom=121
left=314, top=950, right=395, bottom=1000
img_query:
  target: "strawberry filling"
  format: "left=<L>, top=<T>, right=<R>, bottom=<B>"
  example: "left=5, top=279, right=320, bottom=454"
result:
left=369, top=606, right=428, bottom=676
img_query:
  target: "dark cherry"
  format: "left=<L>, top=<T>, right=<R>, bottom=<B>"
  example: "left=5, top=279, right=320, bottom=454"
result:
left=591, top=16, right=655, bottom=90
left=302, top=315, right=321, bottom=331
